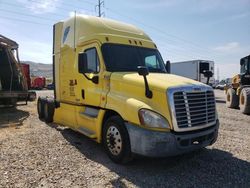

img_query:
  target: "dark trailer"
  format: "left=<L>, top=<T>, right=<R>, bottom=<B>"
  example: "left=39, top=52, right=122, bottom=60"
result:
left=0, top=34, right=35, bottom=106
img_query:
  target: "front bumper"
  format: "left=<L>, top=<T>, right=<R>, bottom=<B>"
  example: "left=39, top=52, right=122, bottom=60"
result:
left=125, top=120, right=219, bottom=157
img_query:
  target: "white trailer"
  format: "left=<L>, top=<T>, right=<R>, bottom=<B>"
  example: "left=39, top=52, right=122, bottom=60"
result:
left=171, top=60, right=215, bottom=85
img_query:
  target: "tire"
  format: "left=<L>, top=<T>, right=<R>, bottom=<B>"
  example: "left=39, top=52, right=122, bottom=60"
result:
left=37, top=97, right=46, bottom=120
left=102, top=116, right=133, bottom=164
left=226, top=88, right=239, bottom=108
left=239, top=87, right=250, bottom=114
left=44, top=98, right=55, bottom=123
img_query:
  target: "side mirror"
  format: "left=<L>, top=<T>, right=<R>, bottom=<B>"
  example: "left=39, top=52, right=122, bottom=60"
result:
left=138, top=66, right=149, bottom=76
left=78, top=52, right=88, bottom=74
left=203, top=70, right=213, bottom=78
left=137, top=66, right=152, bottom=98
left=166, top=60, right=171, bottom=73
left=92, top=75, right=99, bottom=84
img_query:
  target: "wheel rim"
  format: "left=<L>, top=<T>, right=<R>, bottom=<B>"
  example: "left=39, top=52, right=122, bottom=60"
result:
left=106, top=125, right=122, bottom=156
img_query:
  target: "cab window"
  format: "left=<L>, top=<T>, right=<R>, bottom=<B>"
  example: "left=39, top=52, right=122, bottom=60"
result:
left=145, top=55, right=161, bottom=69
left=84, top=48, right=100, bottom=73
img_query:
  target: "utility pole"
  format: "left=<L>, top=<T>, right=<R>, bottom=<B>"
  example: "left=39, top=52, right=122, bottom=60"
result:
left=96, top=0, right=104, bottom=17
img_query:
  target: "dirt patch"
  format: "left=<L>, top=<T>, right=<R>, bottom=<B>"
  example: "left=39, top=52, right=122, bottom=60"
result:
left=0, top=90, right=249, bottom=187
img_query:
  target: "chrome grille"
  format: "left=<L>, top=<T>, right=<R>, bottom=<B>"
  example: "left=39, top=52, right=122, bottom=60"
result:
left=173, top=90, right=216, bottom=128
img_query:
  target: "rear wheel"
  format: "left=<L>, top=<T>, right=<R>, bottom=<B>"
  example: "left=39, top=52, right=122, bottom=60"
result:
left=102, top=116, right=133, bottom=164
left=239, top=88, right=250, bottom=114
left=226, top=88, right=239, bottom=108
left=44, top=98, right=55, bottom=123
left=37, top=97, right=46, bottom=120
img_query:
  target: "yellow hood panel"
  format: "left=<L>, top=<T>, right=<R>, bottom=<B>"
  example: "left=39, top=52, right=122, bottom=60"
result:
left=112, top=72, right=205, bottom=91
left=107, top=72, right=208, bottom=129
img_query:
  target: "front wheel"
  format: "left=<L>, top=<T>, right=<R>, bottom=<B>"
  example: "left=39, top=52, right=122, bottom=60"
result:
left=102, top=116, right=133, bottom=164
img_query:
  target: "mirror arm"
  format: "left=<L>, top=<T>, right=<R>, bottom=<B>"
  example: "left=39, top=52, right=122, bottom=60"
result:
left=82, top=73, right=99, bottom=84
left=143, top=75, right=153, bottom=98
left=82, top=73, right=92, bottom=81
left=202, top=70, right=213, bottom=85
left=206, top=77, right=210, bottom=85
left=137, top=66, right=153, bottom=98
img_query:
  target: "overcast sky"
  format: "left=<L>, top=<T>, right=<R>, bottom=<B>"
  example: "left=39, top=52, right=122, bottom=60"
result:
left=0, top=0, right=249, bottom=79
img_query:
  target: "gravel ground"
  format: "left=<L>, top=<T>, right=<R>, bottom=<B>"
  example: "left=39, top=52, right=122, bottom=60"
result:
left=0, top=90, right=250, bottom=188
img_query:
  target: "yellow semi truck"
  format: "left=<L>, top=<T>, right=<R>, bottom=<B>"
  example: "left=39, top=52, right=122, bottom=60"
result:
left=37, top=15, right=219, bottom=163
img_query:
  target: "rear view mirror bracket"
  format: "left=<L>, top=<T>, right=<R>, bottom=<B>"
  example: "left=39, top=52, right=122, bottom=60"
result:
left=137, top=66, right=153, bottom=98
left=202, top=70, right=213, bottom=85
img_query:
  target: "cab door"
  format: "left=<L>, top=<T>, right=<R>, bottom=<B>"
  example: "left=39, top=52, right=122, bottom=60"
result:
left=74, top=42, right=107, bottom=137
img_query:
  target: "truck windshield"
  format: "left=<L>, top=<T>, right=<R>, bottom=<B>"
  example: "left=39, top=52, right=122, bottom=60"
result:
left=101, top=43, right=167, bottom=73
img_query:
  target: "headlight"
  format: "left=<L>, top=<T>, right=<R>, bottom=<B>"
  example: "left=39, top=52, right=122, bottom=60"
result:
left=138, top=109, right=170, bottom=129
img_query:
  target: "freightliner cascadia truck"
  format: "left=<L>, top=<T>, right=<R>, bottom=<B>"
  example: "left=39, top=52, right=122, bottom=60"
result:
left=38, top=15, right=219, bottom=164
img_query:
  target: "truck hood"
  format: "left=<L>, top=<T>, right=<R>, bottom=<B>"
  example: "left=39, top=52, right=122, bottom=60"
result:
left=107, top=72, right=210, bottom=129
left=110, top=72, right=206, bottom=91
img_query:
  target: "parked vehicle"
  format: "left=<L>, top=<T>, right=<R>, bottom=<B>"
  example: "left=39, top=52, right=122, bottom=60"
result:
left=46, top=83, right=54, bottom=90
left=31, top=76, right=46, bottom=90
left=226, top=55, right=250, bottom=114
left=215, top=84, right=226, bottom=90
left=212, top=80, right=220, bottom=89
left=171, top=60, right=215, bottom=86
left=21, top=63, right=31, bottom=89
left=37, top=15, right=219, bottom=163
left=21, top=63, right=48, bottom=90
left=0, top=35, right=36, bottom=106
